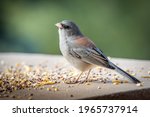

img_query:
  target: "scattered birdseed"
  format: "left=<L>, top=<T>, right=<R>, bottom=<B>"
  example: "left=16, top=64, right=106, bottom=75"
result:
left=0, top=60, right=145, bottom=99
left=0, top=62, right=64, bottom=96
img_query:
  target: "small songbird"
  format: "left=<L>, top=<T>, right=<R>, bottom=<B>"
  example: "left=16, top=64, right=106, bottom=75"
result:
left=55, top=20, right=141, bottom=85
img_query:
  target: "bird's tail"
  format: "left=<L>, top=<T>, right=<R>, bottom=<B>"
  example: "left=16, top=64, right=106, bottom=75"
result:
left=109, top=62, right=141, bottom=84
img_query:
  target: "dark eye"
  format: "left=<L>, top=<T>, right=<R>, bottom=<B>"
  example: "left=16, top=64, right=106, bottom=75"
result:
left=62, top=24, right=70, bottom=29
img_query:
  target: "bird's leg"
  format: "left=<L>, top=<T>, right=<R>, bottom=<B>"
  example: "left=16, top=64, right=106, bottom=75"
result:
left=65, top=72, right=83, bottom=84
left=79, top=69, right=92, bottom=83
left=74, top=72, right=84, bottom=83
left=85, top=69, right=92, bottom=82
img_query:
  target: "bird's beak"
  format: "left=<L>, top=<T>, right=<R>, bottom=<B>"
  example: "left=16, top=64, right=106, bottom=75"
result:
left=55, top=23, right=63, bottom=29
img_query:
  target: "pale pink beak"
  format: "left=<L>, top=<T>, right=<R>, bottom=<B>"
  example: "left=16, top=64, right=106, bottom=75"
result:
left=55, top=23, right=63, bottom=29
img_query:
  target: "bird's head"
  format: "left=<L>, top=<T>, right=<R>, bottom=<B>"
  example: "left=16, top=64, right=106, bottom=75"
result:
left=55, top=20, right=83, bottom=37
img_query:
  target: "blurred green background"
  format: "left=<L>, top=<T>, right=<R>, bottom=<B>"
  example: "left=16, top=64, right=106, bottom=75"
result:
left=0, top=0, right=150, bottom=59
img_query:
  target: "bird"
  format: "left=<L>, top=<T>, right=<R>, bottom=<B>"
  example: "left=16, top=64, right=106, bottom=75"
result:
left=55, top=20, right=141, bottom=86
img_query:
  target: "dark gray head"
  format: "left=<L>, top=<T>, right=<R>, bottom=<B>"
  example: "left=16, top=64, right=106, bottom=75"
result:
left=55, top=20, right=83, bottom=37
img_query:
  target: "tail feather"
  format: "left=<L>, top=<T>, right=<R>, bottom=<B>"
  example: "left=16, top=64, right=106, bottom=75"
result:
left=109, top=62, right=141, bottom=84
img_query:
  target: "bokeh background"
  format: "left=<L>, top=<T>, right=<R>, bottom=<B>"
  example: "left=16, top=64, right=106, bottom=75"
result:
left=0, top=0, right=150, bottom=59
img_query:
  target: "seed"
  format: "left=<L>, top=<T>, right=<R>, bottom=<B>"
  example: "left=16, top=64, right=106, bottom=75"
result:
left=0, top=80, right=3, bottom=86
left=123, top=80, right=128, bottom=83
left=16, top=96, right=21, bottom=99
left=70, top=94, right=74, bottom=97
left=17, top=63, right=22, bottom=67
left=39, top=87, right=44, bottom=90
left=28, top=96, right=33, bottom=100
left=136, top=83, right=143, bottom=87
left=85, top=82, right=90, bottom=85
left=54, top=88, right=59, bottom=91
left=113, top=82, right=119, bottom=85
left=10, top=95, right=16, bottom=98
left=68, top=85, right=71, bottom=88
left=131, top=73, right=136, bottom=76
left=29, top=93, right=34, bottom=96
left=97, top=86, right=101, bottom=89
left=3, top=94, right=9, bottom=97
left=51, top=85, right=55, bottom=88
left=114, top=75, right=120, bottom=79
left=68, top=85, right=74, bottom=88
left=126, top=69, right=130, bottom=73
left=112, top=80, right=121, bottom=85
left=47, top=88, right=51, bottom=91
left=14, top=87, right=17, bottom=91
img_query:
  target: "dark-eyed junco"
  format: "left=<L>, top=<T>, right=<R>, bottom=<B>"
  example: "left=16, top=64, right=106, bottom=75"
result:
left=55, top=20, right=141, bottom=86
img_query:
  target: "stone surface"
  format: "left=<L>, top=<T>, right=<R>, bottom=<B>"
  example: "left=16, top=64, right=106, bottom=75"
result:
left=0, top=53, right=150, bottom=100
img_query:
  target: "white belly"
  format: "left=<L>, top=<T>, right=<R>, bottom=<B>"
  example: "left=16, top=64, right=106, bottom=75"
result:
left=66, top=55, right=94, bottom=71
left=59, top=38, right=94, bottom=71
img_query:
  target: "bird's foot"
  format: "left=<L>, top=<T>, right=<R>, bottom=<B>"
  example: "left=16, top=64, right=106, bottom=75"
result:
left=78, top=78, right=92, bottom=84
left=64, top=78, right=92, bottom=84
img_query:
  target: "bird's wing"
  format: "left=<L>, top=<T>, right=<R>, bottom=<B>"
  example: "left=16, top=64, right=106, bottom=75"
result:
left=69, top=36, right=114, bottom=69
left=71, top=47, right=113, bottom=68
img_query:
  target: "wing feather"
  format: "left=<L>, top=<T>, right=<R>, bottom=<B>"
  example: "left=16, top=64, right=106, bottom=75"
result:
left=71, top=47, right=110, bottom=67
left=70, top=36, right=113, bottom=68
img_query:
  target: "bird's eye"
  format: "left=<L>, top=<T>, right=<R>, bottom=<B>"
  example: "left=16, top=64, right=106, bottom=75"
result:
left=62, top=24, right=70, bottom=29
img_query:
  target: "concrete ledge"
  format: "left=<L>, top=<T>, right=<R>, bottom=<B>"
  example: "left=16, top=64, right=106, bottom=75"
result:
left=83, top=88, right=150, bottom=100
left=0, top=53, right=150, bottom=100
